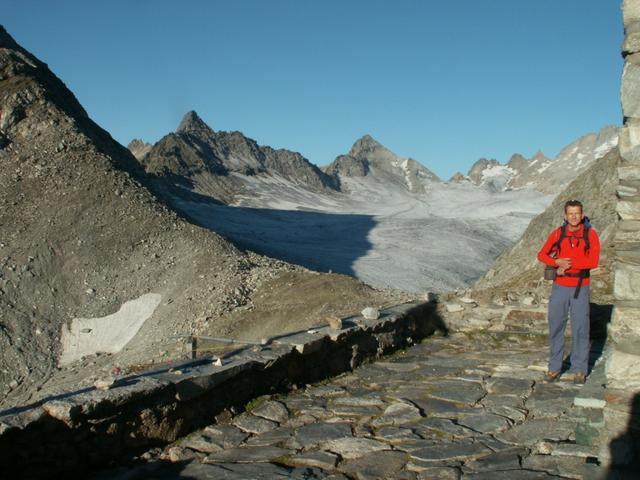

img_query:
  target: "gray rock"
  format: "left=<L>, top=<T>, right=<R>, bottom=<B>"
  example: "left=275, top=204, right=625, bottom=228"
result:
left=340, top=450, right=410, bottom=479
left=374, top=426, right=422, bottom=443
left=281, top=450, right=339, bottom=471
left=177, top=433, right=225, bottom=454
left=482, top=394, right=526, bottom=410
left=321, top=437, right=390, bottom=459
left=162, top=446, right=203, bottom=463
left=495, top=419, right=576, bottom=446
left=408, top=440, right=492, bottom=463
left=525, top=383, right=579, bottom=418
left=374, top=361, right=421, bottom=373
left=414, top=364, right=464, bottom=378
left=484, top=405, right=528, bottom=424
left=622, top=60, right=640, bottom=118
left=294, top=422, right=352, bottom=448
left=445, top=303, right=465, bottom=313
left=462, top=447, right=527, bottom=473
left=372, top=401, right=423, bottom=427
left=331, top=395, right=385, bottom=407
left=203, top=445, right=292, bottom=464
left=457, top=413, right=511, bottom=434
left=408, top=397, right=479, bottom=418
left=606, top=340, right=640, bottom=389
left=361, top=307, right=380, bottom=319
left=182, top=461, right=309, bottom=479
left=613, top=262, right=640, bottom=300
left=306, top=384, right=346, bottom=398
left=282, top=395, right=327, bottom=413
left=232, top=413, right=279, bottom=434
left=331, top=404, right=381, bottom=418
left=461, top=470, right=552, bottom=479
left=422, top=379, right=485, bottom=405
left=412, top=418, right=473, bottom=439
left=521, top=454, right=604, bottom=479
left=421, top=355, right=481, bottom=369
left=414, top=466, right=461, bottom=479
left=244, top=427, right=294, bottom=447
left=251, top=400, right=289, bottom=423
left=485, top=377, right=533, bottom=397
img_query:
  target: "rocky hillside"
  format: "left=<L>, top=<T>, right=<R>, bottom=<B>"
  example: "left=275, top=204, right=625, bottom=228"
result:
left=138, top=111, right=339, bottom=203
left=325, top=134, right=440, bottom=194
left=450, top=126, right=619, bottom=194
left=0, top=26, right=410, bottom=409
left=472, top=147, right=621, bottom=303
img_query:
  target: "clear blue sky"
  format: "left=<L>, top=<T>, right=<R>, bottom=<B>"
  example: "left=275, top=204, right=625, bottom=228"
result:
left=3, top=0, right=623, bottom=179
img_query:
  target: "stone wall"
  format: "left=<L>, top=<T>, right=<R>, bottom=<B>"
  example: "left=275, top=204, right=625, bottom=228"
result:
left=601, top=0, right=640, bottom=465
left=0, top=302, right=443, bottom=478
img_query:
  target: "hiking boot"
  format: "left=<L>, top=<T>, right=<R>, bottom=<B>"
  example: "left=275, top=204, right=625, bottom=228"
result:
left=544, top=371, right=561, bottom=383
left=573, top=372, right=587, bottom=385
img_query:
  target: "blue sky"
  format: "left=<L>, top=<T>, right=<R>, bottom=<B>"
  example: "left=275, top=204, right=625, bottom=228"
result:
left=3, top=0, right=623, bottom=179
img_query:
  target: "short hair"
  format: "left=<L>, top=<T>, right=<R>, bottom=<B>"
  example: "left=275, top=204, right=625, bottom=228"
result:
left=564, top=199, right=583, bottom=213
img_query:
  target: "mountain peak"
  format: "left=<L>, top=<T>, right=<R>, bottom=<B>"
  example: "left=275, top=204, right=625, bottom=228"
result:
left=349, top=134, right=384, bottom=156
left=531, top=150, right=549, bottom=162
left=177, top=110, right=213, bottom=134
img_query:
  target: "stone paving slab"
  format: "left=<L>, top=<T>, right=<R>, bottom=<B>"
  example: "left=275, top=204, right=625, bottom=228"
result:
left=495, top=418, right=577, bottom=446
left=97, top=331, right=614, bottom=479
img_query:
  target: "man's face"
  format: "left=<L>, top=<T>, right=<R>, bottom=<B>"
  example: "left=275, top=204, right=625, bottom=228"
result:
left=564, top=206, right=584, bottom=227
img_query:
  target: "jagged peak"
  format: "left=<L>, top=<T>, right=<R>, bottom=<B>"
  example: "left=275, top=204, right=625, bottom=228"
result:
left=127, top=138, right=149, bottom=149
left=506, top=153, right=528, bottom=169
left=176, top=110, right=213, bottom=134
left=348, top=134, right=385, bottom=156
left=531, top=150, right=548, bottom=161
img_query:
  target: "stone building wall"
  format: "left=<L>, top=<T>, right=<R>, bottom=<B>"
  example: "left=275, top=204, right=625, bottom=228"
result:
left=601, top=0, right=640, bottom=465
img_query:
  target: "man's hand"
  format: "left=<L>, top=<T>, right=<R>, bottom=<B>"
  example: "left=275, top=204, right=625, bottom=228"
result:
left=557, top=267, right=566, bottom=276
left=555, top=258, right=571, bottom=270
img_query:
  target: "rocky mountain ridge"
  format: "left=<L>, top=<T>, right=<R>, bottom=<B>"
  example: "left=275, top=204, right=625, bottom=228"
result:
left=138, top=111, right=339, bottom=203
left=450, top=126, right=619, bottom=194
left=136, top=116, right=618, bottom=207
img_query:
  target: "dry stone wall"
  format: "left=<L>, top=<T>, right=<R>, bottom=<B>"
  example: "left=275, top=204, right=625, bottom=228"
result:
left=600, top=0, right=640, bottom=466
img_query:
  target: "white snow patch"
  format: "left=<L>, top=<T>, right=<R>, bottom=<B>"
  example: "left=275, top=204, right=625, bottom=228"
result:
left=481, top=165, right=514, bottom=179
left=594, top=137, right=618, bottom=158
left=59, top=293, right=162, bottom=366
left=537, top=161, right=552, bottom=173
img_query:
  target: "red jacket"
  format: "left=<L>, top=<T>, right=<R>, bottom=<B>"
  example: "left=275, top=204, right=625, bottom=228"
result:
left=537, top=224, right=600, bottom=287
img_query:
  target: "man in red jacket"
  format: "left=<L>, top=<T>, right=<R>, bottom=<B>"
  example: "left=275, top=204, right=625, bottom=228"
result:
left=537, top=200, right=600, bottom=384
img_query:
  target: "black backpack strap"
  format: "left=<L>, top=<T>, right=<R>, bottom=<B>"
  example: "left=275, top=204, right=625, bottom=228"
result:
left=583, top=222, right=591, bottom=253
left=573, top=270, right=590, bottom=299
left=553, top=223, right=567, bottom=255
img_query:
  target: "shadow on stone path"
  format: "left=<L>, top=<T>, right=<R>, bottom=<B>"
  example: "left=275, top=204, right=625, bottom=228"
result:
left=98, top=332, right=634, bottom=480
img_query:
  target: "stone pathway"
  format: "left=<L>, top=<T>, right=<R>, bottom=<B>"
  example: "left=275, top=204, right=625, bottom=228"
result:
left=100, top=332, right=622, bottom=479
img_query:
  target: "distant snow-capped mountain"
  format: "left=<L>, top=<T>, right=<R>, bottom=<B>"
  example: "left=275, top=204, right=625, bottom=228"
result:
left=449, top=126, right=619, bottom=193
left=324, top=134, right=440, bottom=194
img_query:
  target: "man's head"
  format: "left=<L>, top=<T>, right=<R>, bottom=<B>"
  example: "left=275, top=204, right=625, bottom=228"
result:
left=564, top=199, right=584, bottom=227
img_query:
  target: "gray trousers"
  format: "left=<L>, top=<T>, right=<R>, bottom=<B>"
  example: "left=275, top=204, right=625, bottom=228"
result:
left=547, top=283, right=590, bottom=374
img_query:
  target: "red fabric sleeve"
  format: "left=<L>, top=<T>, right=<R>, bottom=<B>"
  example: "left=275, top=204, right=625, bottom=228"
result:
left=537, top=229, right=560, bottom=267
left=571, top=228, right=600, bottom=270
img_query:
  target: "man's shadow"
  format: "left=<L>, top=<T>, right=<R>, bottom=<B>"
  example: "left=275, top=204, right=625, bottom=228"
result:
left=606, top=392, right=640, bottom=477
